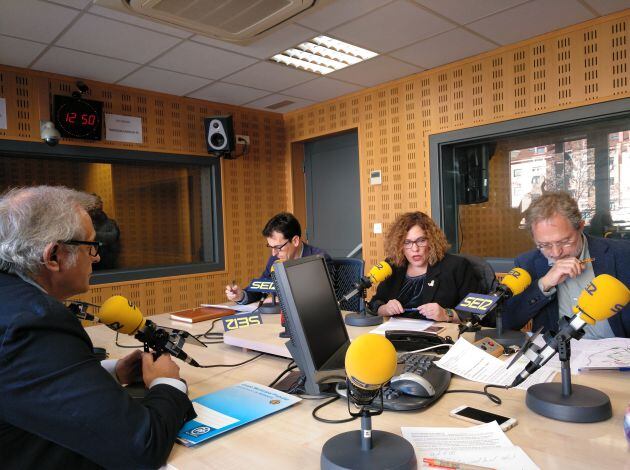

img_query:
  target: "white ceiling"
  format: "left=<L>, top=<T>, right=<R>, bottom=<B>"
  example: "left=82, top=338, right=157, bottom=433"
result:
left=0, top=0, right=628, bottom=113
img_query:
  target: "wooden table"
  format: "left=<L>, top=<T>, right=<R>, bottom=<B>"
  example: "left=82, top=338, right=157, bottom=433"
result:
left=86, top=313, right=630, bottom=470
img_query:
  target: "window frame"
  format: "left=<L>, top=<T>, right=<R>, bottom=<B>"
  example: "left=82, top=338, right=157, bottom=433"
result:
left=0, top=139, right=225, bottom=283
left=429, top=97, right=630, bottom=273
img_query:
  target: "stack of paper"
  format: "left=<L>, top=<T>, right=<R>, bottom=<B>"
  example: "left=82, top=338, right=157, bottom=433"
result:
left=434, top=338, right=556, bottom=390
left=402, top=422, right=539, bottom=470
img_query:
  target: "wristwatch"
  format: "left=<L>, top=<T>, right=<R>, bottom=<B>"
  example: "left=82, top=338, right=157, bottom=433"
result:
left=445, top=308, right=455, bottom=322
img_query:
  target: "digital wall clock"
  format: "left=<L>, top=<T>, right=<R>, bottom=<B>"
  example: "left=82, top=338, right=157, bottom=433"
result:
left=53, top=95, right=103, bottom=140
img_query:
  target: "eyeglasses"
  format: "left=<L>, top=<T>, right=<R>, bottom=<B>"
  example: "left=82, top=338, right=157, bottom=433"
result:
left=266, top=239, right=290, bottom=252
left=63, top=240, right=102, bottom=257
left=535, top=238, right=576, bottom=252
left=403, top=237, right=428, bottom=249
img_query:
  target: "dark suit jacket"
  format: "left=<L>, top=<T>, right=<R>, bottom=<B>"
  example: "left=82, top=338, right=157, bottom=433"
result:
left=0, top=272, right=196, bottom=469
left=503, top=235, right=630, bottom=337
left=367, top=253, right=482, bottom=320
left=243, top=242, right=330, bottom=303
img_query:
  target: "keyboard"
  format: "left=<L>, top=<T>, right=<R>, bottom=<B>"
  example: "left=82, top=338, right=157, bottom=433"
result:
left=381, top=352, right=451, bottom=411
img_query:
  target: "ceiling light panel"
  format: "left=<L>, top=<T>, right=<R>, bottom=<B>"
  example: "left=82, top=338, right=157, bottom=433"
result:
left=270, top=35, right=377, bottom=75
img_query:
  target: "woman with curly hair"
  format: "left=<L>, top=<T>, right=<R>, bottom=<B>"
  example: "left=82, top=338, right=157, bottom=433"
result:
left=367, top=211, right=481, bottom=324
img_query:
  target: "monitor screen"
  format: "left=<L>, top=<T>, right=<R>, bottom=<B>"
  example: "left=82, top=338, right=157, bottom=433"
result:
left=273, top=255, right=350, bottom=395
left=282, top=256, right=348, bottom=370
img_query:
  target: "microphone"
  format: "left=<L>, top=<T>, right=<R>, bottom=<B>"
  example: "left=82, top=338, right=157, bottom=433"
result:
left=342, top=261, right=393, bottom=302
left=345, top=334, right=397, bottom=406
left=456, top=267, right=532, bottom=320
left=511, top=274, right=630, bottom=387
left=99, top=295, right=200, bottom=367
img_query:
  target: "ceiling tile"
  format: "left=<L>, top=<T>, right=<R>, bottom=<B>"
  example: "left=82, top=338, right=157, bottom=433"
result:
left=329, top=0, right=454, bottom=53
left=56, top=13, right=182, bottom=63
left=582, top=0, right=630, bottom=15
left=88, top=4, right=193, bottom=38
left=283, top=77, right=363, bottom=102
left=414, top=0, right=530, bottom=24
left=118, top=67, right=211, bottom=96
left=467, top=0, right=595, bottom=45
left=295, top=0, right=392, bottom=31
left=244, top=94, right=315, bottom=113
left=391, top=28, right=496, bottom=69
left=328, top=56, right=422, bottom=87
left=224, top=61, right=315, bottom=92
left=191, top=24, right=316, bottom=59
left=32, top=46, right=139, bottom=83
left=187, top=82, right=270, bottom=105
left=0, top=35, right=47, bottom=68
left=0, top=0, right=80, bottom=43
left=151, top=41, right=257, bottom=80
left=47, top=0, right=92, bottom=9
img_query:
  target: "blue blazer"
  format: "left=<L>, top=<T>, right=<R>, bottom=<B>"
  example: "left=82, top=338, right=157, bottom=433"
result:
left=0, top=272, right=195, bottom=469
left=503, top=236, right=630, bottom=337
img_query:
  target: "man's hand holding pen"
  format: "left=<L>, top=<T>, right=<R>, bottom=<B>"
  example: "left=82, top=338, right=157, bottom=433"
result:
left=225, top=279, right=244, bottom=302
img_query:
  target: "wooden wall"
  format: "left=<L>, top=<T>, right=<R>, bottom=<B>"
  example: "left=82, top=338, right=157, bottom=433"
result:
left=0, top=65, right=286, bottom=315
left=284, top=10, right=630, bottom=268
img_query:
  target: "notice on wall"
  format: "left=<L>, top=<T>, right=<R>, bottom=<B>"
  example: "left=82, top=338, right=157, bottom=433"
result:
left=0, top=98, right=7, bottom=130
left=105, top=113, right=142, bottom=143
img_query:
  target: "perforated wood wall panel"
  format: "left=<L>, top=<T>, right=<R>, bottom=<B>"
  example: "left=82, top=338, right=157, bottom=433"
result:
left=284, top=11, right=630, bottom=267
left=0, top=66, right=286, bottom=315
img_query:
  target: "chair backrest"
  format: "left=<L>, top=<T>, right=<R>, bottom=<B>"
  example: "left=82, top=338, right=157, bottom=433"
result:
left=330, top=257, right=365, bottom=313
left=456, top=253, right=498, bottom=294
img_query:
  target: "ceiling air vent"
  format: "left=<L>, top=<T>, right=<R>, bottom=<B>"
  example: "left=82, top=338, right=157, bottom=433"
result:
left=265, top=99, right=295, bottom=110
left=95, top=0, right=318, bottom=43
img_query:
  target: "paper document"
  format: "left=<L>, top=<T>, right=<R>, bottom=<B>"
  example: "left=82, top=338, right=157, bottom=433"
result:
left=177, top=381, right=300, bottom=446
left=531, top=335, right=630, bottom=372
left=402, top=422, right=539, bottom=470
left=200, top=303, right=259, bottom=313
left=434, top=338, right=556, bottom=390
left=370, top=317, right=435, bottom=335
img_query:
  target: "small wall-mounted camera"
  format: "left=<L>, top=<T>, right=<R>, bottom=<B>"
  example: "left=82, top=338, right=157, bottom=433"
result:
left=40, top=120, right=61, bottom=147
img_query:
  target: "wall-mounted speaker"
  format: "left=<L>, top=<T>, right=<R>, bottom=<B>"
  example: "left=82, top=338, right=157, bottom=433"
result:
left=204, top=115, right=236, bottom=157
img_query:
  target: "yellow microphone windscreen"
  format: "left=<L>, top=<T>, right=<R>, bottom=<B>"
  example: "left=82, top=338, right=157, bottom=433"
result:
left=501, top=267, right=532, bottom=296
left=99, top=295, right=146, bottom=335
left=368, top=261, right=393, bottom=284
left=574, top=274, right=630, bottom=324
left=345, top=334, right=397, bottom=391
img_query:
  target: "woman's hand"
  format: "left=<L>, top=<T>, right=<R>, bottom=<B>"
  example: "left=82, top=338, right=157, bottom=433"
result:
left=377, top=299, right=404, bottom=317
left=418, top=303, right=447, bottom=322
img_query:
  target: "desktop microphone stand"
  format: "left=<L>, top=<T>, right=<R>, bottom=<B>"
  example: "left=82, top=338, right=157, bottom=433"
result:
left=344, top=287, right=383, bottom=327
left=474, top=304, right=527, bottom=348
left=526, top=335, right=612, bottom=422
left=321, top=388, right=416, bottom=470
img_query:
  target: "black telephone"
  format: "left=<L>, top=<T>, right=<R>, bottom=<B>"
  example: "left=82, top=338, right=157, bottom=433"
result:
left=385, top=330, right=453, bottom=352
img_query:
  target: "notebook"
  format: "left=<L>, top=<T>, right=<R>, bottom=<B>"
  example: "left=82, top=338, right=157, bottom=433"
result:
left=170, top=306, right=234, bottom=323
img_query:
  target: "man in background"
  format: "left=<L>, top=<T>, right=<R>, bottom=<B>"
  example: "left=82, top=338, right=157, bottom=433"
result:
left=226, top=212, right=330, bottom=304
left=503, top=191, right=630, bottom=338
left=0, top=186, right=195, bottom=469
left=89, top=194, right=121, bottom=270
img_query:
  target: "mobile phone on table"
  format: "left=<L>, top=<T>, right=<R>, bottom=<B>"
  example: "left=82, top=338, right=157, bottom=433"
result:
left=449, top=405, right=517, bottom=431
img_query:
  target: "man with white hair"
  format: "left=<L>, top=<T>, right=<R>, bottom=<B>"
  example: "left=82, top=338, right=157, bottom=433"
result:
left=0, top=186, right=195, bottom=469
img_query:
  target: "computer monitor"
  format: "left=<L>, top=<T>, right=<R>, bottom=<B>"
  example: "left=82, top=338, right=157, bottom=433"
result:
left=272, top=255, right=350, bottom=395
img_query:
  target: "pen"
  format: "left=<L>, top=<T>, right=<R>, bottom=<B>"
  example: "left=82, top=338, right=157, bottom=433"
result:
left=580, top=257, right=595, bottom=264
left=423, top=458, right=495, bottom=470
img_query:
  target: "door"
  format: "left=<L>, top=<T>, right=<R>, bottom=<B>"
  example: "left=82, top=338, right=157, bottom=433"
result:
left=304, top=131, right=361, bottom=258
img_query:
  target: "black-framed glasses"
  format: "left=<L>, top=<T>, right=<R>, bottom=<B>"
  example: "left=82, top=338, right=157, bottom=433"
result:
left=63, top=240, right=102, bottom=257
left=265, top=239, right=290, bottom=252
left=403, top=237, right=428, bottom=249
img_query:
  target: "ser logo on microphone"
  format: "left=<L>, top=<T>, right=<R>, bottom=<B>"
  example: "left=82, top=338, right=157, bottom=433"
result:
left=456, top=294, right=498, bottom=314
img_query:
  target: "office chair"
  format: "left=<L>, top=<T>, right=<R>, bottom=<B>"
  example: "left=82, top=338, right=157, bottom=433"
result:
left=456, top=253, right=498, bottom=295
left=330, top=257, right=365, bottom=313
